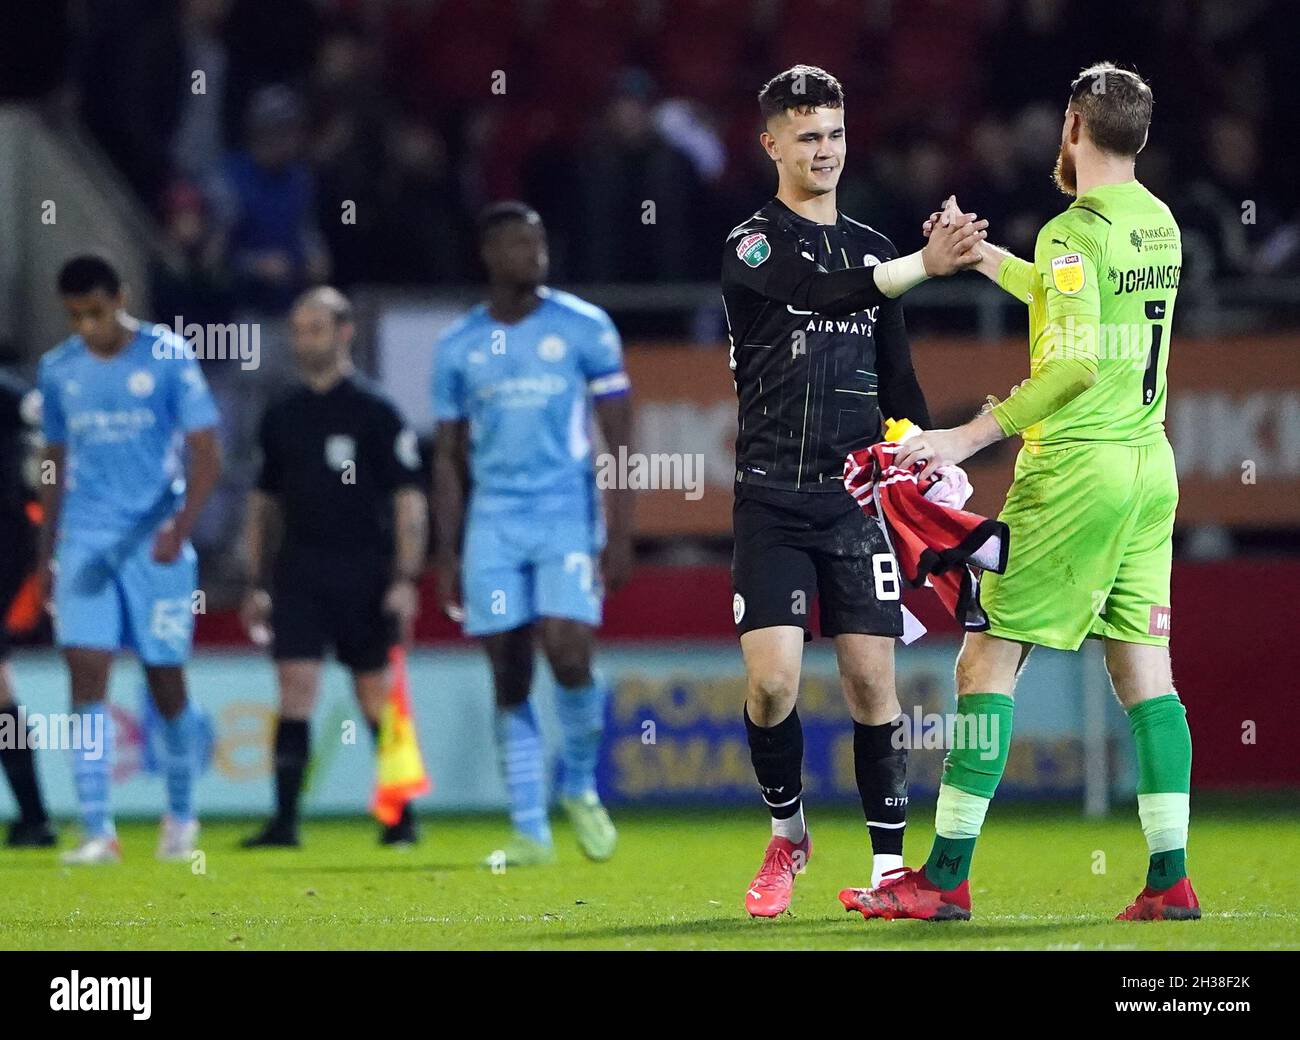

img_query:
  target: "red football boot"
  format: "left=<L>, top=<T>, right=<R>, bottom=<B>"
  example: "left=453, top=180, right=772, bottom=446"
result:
left=744, top=831, right=812, bottom=918
left=839, top=867, right=972, bottom=921
left=1116, top=877, right=1201, bottom=921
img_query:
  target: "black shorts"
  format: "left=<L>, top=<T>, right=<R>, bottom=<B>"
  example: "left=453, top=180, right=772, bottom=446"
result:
left=271, top=546, right=395, bottom=672
left=731, top=484, right=902, bottom=640
left=0, top=514, right=36, bottom=661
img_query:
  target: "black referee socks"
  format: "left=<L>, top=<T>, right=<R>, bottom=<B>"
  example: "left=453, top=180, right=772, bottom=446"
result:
left=853, top=717, right=908, bottom=857
left=273, top=717, right=310, bottom=825
left=744, top=705, right=804, bottom=821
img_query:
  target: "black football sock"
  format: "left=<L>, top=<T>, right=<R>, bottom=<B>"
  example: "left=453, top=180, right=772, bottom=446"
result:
left=0, top=705, right=49, bottom=824
left=744, top=704, right=804, bottom=836
left=853, top=717, right=908, bottom=858
left=273, top=717, right=310, bottom=825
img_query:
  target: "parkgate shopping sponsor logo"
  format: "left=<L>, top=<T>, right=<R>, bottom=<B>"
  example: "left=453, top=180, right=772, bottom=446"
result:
left=50, top=971, right=151, bottom=1020
left=0, top=707, right=105, bottom=759
left=158, top=317, right=261, bottom=370
left=1128, top=226, right=1179, bottom=253
left=596, top=445, right=706, bottom=501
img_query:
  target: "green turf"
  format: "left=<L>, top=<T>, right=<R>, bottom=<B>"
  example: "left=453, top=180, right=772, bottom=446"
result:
left=1, top=802, right=1296, bottom=950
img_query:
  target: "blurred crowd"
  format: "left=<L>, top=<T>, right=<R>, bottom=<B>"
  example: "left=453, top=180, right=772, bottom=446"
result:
left=6, top=0, right=1299, bottom=313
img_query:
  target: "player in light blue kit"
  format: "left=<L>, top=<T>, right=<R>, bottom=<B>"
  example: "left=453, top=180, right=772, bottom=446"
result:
left=433, top=203, right=633, bottom=866
left=36, top=256, right=223, bottom=864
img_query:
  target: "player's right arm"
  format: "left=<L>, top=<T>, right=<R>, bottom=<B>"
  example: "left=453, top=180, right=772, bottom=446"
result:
left=989, top=214, right=1103, bottom=437
left=431, top=332, right=469, bottom=622
left=725, top=213, right=986, bottom=315
left=432, top=420, right=467, bottom=622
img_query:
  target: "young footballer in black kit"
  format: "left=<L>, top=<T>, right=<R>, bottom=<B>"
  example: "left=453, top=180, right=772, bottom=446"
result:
left=723, top=66, right=986, bottom=916
left=240, top=287, right=428, bottom=847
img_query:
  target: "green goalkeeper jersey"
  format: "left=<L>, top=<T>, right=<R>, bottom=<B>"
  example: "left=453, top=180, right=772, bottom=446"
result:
left=992, top=180, right=1181, bottom=450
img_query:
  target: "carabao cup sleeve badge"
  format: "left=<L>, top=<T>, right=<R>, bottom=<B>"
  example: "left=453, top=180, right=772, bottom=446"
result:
left=737, top=233, right=771, bottom=268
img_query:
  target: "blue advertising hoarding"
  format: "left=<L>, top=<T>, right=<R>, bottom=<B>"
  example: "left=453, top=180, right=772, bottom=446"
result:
left=0, top=641, right=1133, bottom=819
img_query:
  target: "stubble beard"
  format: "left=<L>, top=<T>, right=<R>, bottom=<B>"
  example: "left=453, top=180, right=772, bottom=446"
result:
left=1053, top=145, right=1077, bottom=197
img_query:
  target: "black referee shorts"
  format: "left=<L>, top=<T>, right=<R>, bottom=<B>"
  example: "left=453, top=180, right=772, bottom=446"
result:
left=271, top=546, right=395, bottom=673
left=0, top=513, right=36, bottom=662
left=731, top=483, right=902, bottom=641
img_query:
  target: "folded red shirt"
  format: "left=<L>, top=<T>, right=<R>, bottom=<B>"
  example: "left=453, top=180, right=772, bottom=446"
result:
left=843, top=443, right=1009, bottom=630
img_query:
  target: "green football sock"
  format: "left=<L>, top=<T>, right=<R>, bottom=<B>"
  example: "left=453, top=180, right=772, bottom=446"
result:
left=923, top=693, right=1014, bottom=890
left=1127, top=693, right=1192, bottom=890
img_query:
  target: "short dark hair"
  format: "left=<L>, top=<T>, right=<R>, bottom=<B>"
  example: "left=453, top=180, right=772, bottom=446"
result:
left=1068, top=62, right=1153, bottom=157
left=57, top=254, right=121, bottom=296
left=478, top=200, right=542, bottom=244
left=758, top=65, right=844, bottom=123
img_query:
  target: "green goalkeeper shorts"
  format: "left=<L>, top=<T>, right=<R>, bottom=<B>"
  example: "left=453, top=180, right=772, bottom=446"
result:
left=979, top=437, right=1178, bottom=651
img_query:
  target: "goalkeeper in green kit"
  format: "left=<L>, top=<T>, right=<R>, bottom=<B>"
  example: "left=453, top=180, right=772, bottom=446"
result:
left=841, top=63, right=1199, bottom=922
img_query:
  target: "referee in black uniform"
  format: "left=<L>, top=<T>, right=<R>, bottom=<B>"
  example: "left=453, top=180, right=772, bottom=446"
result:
left=239, top=287, right=428, bottom=847
left=723, top=66, right=987, bottom=915
left=0, top=366, right=55, bottom=846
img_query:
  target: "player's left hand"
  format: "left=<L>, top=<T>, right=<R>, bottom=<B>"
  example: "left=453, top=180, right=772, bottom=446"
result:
left=383, top=578, right=421, bottom=644
left=151, top=522, right=184, bottom=564
left=600, top=534, right=634, bottom=595
left=892, top=427, right=978, bottom=483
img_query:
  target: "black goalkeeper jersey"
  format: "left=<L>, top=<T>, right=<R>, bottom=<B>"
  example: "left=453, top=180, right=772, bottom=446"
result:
left=722, top=198, right=931, bottom=492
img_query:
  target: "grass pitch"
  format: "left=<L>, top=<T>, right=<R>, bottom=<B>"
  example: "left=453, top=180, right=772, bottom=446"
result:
left=1, top=800, right=1295, bottom=950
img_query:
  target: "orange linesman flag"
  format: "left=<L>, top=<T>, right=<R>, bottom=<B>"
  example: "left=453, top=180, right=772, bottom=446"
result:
left=371, top=645, right=432, bottom=825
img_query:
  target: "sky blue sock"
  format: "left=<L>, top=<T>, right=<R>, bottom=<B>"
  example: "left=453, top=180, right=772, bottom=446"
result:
left=160, top=702, right=198, bottom=823
left=73, top=702, right=114, bottom=838
left=495, top=702, right=551, bottom=845
left=555, top=677, right=609, bottom=799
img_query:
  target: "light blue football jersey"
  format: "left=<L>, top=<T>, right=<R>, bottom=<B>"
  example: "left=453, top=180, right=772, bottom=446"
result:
left=38, top=323, right=220, bottom=542
left=431, top=288, right=628, bottom=501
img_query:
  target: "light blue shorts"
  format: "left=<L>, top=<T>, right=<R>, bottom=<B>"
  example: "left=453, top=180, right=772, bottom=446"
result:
left=462, top=493, right=603, bottom=637
left=53, top=534, right=197, bottom=666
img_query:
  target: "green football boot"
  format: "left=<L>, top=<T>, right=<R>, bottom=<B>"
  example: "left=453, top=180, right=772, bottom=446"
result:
left=561, top=791, right=617, bottom=862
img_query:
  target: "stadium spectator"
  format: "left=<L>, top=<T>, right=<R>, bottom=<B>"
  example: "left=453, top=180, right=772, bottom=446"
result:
left=371, top=120, right=469, bottom=286
left=51, top=0, right=1293, bottom=304
left=209, top=85, right=329, bottom=315
left=220, top=0, right=323, bottom=148
left=149, top=181, right=234, bottom=337
left=1179, top=113, right=1281, bottom=281
left=574, top=70, right=704, bottom=282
